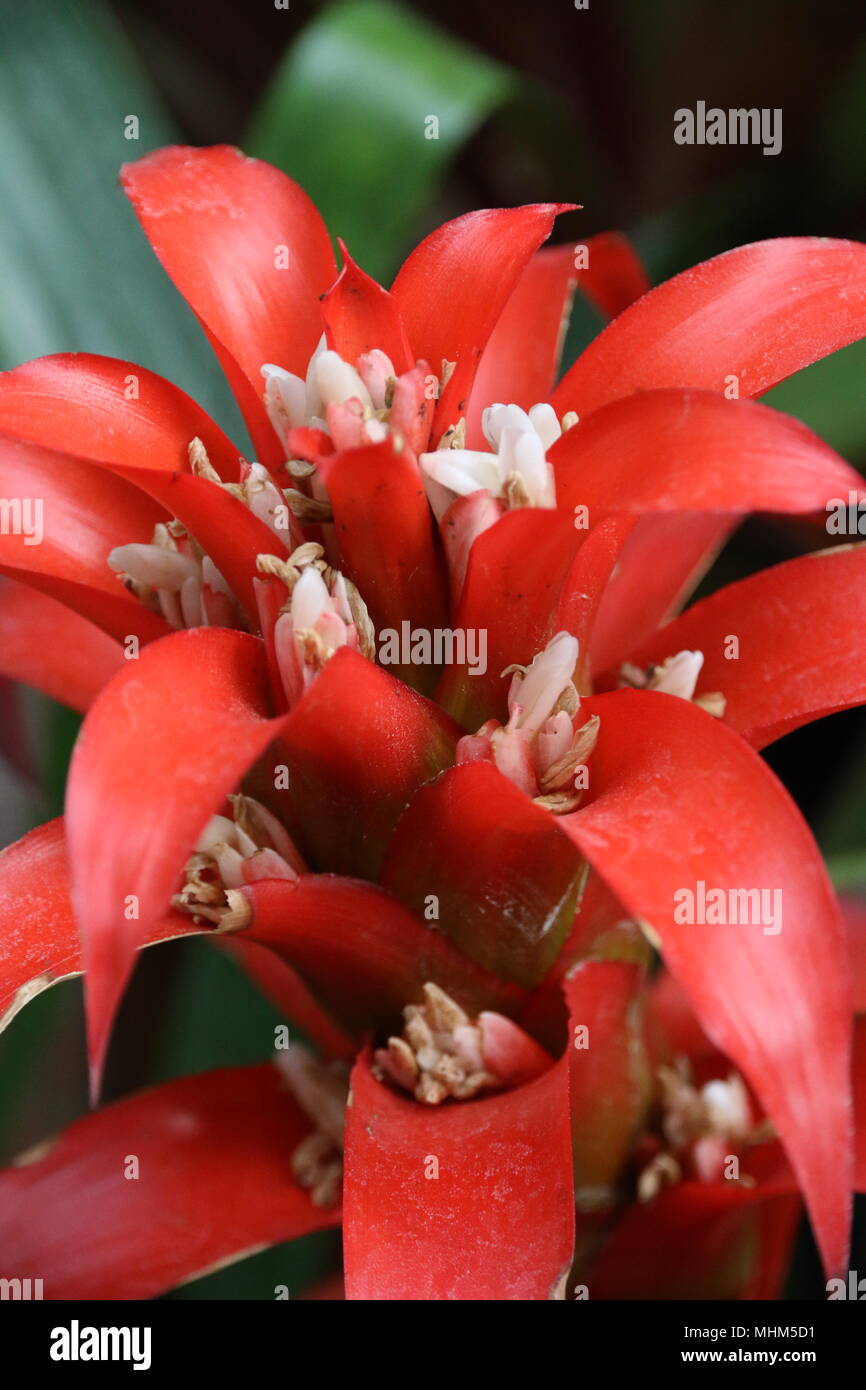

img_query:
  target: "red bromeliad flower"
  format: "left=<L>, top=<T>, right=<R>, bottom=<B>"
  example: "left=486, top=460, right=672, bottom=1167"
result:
left=1, top=145, right=866, bottom=1300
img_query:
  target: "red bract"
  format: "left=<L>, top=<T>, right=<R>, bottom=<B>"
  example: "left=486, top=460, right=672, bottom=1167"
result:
left=1, top=145, right=866, bottom=1300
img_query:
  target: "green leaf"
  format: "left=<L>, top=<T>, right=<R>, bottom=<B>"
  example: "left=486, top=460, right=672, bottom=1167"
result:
left=762, top=338, right=866, bottom=466
left=142, top=939, right=285, bottom=1083
left=0, top=0, right=239, bottom=436
left=825, top=852, right=866, bottom=893
left=247, top=0, right=513, bottom=281
left=164, top=1231, right=341, bottom=1302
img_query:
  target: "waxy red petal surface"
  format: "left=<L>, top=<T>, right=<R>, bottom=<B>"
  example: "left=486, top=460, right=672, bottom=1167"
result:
left=519, top=871, right=639, bottom=1053
left=588, top=513, right=733, bottom=676
left=0, top=1064, right=340, bottom=1299
left=561, top=689, right=852, bottom=1277
left=573, top=231, right=650, bottom=320
left=0, top=356, right=286, bottom=620
left=380, top=761, right=586, bottom=988
left=622, top=545, right=866, bottom=747
left=342, top=1050, right=573, bottom=1300
left=0, top=583, right=124, bottom=712
left=553, top=237, right=866, bottom=417
left=0, top=437, right=169, bottom=643
left=321, top=244, right=413, bottom=372
left=0, top=353, right=243, bottom=480
left=239, top=875, right=524, bottom=1034
left=121, top=146, right=337, bottom=464
left=65, top=629, right=290, bottom=1090
left=855, top=1017, right=866, bottom=1192
left=587, top=1179, right=793, bottom=1300
left=315, top=437, right=447, bottom=674
left=276, top=648, right=458, bottom=876
left=0, top=820, right=199, bottom=1037
left=436, top=509, right=628, bottom=729
left=563, top=961, right=650, bottom=1204
left=551, top=389, right=863, bottom=517
left=465, top=243, right=577, bottom=448
left=391, top=202, right=570, bottom=436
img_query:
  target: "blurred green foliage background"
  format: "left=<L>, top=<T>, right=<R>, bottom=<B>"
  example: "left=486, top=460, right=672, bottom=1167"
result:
left=1, top=0, right=865, bottom=1297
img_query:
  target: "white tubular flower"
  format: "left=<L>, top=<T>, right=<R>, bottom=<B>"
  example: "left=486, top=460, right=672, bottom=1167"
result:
left=295, top=564, right=351, bottom=638
left=313, top=349, right=373, bottom=414
left=420, top=401, right=561, bottom=512
left=526, top=402, right=563, bottom=450
left=270, top=551, right=373, bottom=707
left=303, top=333, right=329, bottom=424
left=108, top=521, right=239, bottom=632
left=261, top=339, right=400, bottom=451
left=653, top=650, right=704, bottom=700
left=357, top=349, right=396, bottom=410
left=456, top=631, right=598, bottom=813
left=619, top=650, right=727, bottom=717
left=420, top=449, right=502, bottom=499
left=241, top=462, right=291, bottom=537
left=620, top=650, right=703, bottom=699
left=175, top=795, right=304, bottom=927
left=507, top=631, right=579, bottom=734
left=108, top=541, right=198, bottom=593
left=263, top=336, right=374, bottom=444
left=262, top=363, right=308, bottom=448
left=700, top=1075, right=753, bottom=1141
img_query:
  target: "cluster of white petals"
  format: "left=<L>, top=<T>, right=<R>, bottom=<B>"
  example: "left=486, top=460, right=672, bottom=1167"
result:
left=262, top=336, right=395, bottom=448
left=108, top=443, right=301, bottom=631
left=637, top=1059, right=765, bottom=1200
left=275, top=565, right=359, bottom=698
left=620, top=650, right=705, bottom=701
left=174, top=795, right=304, bottom=926
left=619, top=650, right=726, bottom=716
left=420, top=401, right=563, bottom=511
left=108, top=521, right=238, bottom=631
left=458, top=631, right=598, bottom=812
left=374, top=983, right=500, bottom=1106
left=255, top=543, right=374, bottom=707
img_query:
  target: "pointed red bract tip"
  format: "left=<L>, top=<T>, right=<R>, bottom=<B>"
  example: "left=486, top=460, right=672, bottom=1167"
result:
left=120, top=145, right=337, bottom=465
left=322, top=240, right=413, bottom=372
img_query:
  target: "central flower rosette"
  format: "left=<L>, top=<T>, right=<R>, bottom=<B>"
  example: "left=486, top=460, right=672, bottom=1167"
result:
left=2, top=144, right=862, bottom=1300
left=100, top=314, right=755, bottom=1258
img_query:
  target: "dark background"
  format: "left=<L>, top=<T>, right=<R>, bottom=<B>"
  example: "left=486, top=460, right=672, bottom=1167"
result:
left=117, top=0, right=866, bottom=254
